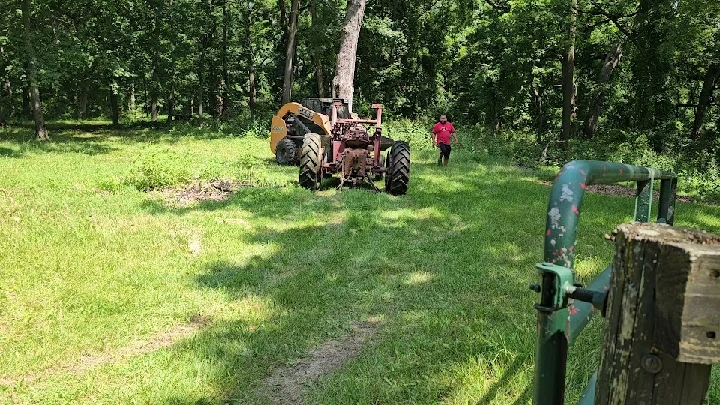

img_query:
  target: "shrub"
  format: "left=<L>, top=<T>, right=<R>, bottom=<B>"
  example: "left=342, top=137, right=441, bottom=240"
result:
left=124, top=148, right=191, bottom=190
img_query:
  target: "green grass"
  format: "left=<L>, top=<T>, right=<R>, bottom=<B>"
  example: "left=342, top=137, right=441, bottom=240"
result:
left=0, top=122, right=719, bottom=404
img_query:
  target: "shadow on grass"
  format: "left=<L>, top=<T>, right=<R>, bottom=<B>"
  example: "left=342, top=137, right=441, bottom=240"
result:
left=0, top=147, right=22, bottom=158
left=0, top=120, right=264, bottom=157
left=477, top=355, right=532, bottom=405
left=133, top=152, right=720, bottom=404
left=149, top=162, right=653, bottom=404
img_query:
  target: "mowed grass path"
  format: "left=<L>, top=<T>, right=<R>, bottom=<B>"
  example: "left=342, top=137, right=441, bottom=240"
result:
left=1, top=124, right=719, bottom=404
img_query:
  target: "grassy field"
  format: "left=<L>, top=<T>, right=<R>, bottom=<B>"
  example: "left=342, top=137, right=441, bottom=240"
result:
left=0, top=122, right=718, bottom=404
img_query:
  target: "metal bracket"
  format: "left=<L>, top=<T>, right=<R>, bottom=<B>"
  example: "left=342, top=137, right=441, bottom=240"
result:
left=531, top=263, right=609, bottom=316
left=532, top=263, right=575, bottom=313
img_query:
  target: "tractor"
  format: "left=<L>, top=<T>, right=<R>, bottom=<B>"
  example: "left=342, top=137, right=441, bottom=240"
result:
left=297, top=101, right=410, bottom=195
left=269, top=98, right=350, bottom=166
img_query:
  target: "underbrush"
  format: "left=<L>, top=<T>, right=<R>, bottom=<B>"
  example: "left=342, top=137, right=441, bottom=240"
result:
left=454, top=125, right=720, bottom=202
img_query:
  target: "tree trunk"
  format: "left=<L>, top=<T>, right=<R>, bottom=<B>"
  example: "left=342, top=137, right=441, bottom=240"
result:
left=110, top=90, right=119, bottom=126
left=129, top=82, right=136, bottom=118
left=692, top=64, right=720, bottom=141
left=221, top=0, right=230, bottom=114
left=0, top=45, right=11, bottom=120
left=23, top=86, right=31, bottom=119
left=279, top=0, right=287, bottom=30
left=633, top=0, right=674, bottom=152
left=582, top=42, right=623, bottom=139
left=530, top=84, right=544, bottom=145
left=282, top=0, right=300, bottom=104
left=2, top=78, right=10, bottom=120
left=490, top=84, right=502, bottom=133
left=332, top=0, right=366, bottom=113
left=151, top=92, right=158, bottom=122
left=198, top=58, right=205, bottom=117
left=310, top=0, right=326, bottom=97
left=21, top=0, right=48, bottom=140
left=150, top=55, right=159, bottom=122
left=167, top=69, right=176, bottom=122
left=560, top=0, right=577, bottom=148
left=216, top=79, right=223, bottom=117
left=76, top=80, right=88, bottom=120
left=143, top=77, right=149, bottom=118
left=246, top=3, right=256, bottom=118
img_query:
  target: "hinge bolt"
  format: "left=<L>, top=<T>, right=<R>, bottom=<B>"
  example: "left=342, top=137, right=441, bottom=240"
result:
left=641, top=354, right=663, bottom=374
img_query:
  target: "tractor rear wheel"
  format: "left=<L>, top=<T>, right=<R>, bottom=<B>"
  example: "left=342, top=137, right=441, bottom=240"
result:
left=299, top=133, right=322, bottom=190
left=276, top=137, right=297, bottom=165
left=385, top=141, right=410, bottom=195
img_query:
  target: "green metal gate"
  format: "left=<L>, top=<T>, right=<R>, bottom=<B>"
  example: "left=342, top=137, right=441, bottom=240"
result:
left=530, top=160, right=677, bottom=405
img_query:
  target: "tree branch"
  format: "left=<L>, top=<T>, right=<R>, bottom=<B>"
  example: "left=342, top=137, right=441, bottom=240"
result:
left=484, top=0, right=510, bottom=12
left=573, top=4, right=638, bottom=46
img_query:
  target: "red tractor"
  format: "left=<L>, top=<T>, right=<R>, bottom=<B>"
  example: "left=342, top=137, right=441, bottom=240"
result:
left=298, top=101, right=410, bottom=195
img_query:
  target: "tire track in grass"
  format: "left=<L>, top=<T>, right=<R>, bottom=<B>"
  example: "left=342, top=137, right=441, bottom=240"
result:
left=260, top=318, right=381, bottom=405
left=0, top=314, right=211, bottom=388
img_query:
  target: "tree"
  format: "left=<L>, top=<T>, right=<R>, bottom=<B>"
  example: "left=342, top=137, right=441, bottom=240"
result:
left=582, top=42, right=623, bottom=139
left=282, top=0, right=300, bottom=104
left=561, top=0, right=577, bottom=147
left=332, top=0, right=366, bottom=113
left=310, top=0, right=326, bottom=98
left=21, top=0, right=49, bottom=140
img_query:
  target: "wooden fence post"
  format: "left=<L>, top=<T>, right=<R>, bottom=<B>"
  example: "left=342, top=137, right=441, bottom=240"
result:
left=595, top=223, right=720, bottom=405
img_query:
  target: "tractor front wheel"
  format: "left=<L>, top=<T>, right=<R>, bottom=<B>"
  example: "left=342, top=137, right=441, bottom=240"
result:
left=385, top=141, right=410, bottom=195
left=299, top=133, right=322, bottom=190
left=275, top=137, right=297, bottom=166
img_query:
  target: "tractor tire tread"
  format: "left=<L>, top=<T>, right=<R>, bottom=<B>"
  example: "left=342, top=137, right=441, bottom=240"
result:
left=386, top=141, right=410, bottom=195
left=299, top=133, right=322, bottom=190
left=276, top=137, right=298, bottom=166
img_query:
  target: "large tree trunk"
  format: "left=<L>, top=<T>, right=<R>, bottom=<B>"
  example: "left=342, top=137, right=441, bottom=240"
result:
left=246, top=3, right=256, bottom=118
left=21, top=0, right=49, bottom=140
left=282, top=0, right=300, bottom=104
left=582, top=42, right=623, bottom=139
left=692, top=64, right=720, bottom=141
left=560, top=0, right=577, bottom=148
left=332, top=0, right=366, bottom=113
left=310, top=0, right=326, bottom=98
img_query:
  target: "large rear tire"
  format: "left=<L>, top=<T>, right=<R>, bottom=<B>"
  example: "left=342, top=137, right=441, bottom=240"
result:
left=385, top=141, right=410, bottom=195
left=276, top=137, right=298, bottom=166
left=299, top=133, right=322, bottom=190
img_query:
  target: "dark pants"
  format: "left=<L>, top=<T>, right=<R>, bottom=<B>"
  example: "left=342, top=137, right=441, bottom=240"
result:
left=439, top=143, right=452, bottom=159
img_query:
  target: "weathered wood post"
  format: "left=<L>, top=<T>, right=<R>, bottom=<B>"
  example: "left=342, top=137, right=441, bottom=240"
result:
left=596, top=223, right=720, bottom=404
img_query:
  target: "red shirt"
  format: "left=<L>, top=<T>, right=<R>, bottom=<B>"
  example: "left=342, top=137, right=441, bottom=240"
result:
left=433, top=122, right=455, bottom=145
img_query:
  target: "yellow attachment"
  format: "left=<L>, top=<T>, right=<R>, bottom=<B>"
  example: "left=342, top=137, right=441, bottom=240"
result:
left=269, top=102, right=333, bottom=153
left=270, top=115, right=287, bottom=153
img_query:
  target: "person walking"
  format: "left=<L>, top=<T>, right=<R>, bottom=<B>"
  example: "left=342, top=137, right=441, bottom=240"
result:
left=432, top=114, right=459, bottom=166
